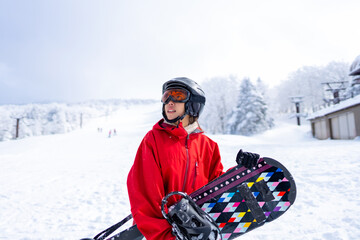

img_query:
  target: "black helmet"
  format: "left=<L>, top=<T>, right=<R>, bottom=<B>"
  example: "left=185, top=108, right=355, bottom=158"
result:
left=162, top=77, right=206, bottom=123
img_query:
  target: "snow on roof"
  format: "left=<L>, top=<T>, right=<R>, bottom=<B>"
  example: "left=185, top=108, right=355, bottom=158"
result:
left=307, top=94, right=360, bottom=120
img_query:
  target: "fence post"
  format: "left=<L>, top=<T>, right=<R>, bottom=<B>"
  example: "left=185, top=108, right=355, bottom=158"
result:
left=15, top=118, right=20, bottom=139
left=290, top=96, right=304, bottom=126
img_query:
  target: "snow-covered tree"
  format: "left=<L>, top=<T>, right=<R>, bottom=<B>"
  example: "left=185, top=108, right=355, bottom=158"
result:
left=227, top=78, right=273, bottom=136
left=344, top=55, right=360, bottom=98
left=346, top=76, right=360, bottom=97
left=274, top=61, right=351, bottom=113
left=200, top=75, right=239, bottom=134
left=256, top=77, right=268, bottom=96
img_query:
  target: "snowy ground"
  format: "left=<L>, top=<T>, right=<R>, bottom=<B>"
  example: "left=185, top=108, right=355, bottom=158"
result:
left=1, top=102, right=359, bottom=240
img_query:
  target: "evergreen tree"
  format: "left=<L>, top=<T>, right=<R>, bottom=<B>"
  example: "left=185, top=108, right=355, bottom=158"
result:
left=227, top=78, right=273, bottom=136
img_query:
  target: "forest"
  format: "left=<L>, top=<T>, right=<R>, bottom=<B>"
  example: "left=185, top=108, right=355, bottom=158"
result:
left=200, top=60, right=356, bottom=134
left=1, top=60, right=358, bottom=140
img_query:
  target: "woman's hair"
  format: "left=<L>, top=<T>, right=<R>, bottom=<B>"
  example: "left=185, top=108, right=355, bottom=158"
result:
left=189, top=116, right=198, bottom=125
left=189, top=116, right=204, bottom=132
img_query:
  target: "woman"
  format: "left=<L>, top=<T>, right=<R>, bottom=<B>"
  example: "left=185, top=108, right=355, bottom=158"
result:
left=127, top=77, right=258, bottom=239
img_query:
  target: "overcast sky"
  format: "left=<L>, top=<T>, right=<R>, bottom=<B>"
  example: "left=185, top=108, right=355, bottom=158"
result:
left=1, top=0, right=360, bottom=104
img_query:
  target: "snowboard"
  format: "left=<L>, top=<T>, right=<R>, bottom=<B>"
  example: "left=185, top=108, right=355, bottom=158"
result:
left=85, top=157, right=296, bottom=240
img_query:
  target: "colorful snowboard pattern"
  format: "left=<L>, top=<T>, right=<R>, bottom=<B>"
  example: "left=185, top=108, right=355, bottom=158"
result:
left=190, top=157, right=296, bottom=239
left=105, top=157, right=296, bottom=240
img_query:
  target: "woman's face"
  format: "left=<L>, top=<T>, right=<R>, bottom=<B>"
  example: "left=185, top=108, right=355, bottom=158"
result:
left=164, top=100, right=185, bottom=121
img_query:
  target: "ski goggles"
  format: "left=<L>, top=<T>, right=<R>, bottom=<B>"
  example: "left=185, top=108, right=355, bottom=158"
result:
left=161, top=88, right=190, bottom=103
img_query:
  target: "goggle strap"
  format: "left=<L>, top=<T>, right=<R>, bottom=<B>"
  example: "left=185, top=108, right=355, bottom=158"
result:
left=190, top=95, right=205, bottom=103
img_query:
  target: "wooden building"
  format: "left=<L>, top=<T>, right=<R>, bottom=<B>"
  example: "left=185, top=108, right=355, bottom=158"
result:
left=308, top=95, right=360, bottom=139
left=308, top=55, right=360, bottom=140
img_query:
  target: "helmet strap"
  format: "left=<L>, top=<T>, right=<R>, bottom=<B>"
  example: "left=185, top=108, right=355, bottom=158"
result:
left=162, top=104, right=187, bottom=125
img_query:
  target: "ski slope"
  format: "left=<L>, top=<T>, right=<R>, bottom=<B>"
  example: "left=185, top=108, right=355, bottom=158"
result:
left=0, top=102, right=359, bottom=240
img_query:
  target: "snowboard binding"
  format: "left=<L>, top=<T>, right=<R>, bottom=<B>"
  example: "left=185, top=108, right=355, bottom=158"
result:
left=161, top=191, right=222, bottom=240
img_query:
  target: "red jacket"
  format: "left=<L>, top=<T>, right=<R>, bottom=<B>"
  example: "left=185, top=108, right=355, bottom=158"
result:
left=127, top=119, right=224, bottom=239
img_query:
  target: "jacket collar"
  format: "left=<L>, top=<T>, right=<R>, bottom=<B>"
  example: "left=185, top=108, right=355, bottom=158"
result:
left=154, top=119, right=202, bottom=138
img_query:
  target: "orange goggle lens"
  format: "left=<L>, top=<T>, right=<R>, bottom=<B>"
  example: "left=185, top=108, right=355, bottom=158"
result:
left=161, top=89, right=190, bottom=103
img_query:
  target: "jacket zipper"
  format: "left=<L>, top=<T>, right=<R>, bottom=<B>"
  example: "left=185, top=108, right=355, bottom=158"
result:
left=182, top=135, right=190, bottom=192
left=193, top=160, right=198, bottom=189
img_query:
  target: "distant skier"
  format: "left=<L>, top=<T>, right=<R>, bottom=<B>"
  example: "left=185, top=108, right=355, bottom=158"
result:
left=127, top=77, right=259, bottom=240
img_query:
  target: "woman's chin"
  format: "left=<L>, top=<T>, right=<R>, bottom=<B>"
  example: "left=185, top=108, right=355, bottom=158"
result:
left=167, top=116, right=177, bottom=121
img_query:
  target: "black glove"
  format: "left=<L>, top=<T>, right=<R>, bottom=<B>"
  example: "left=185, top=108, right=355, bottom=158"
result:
left=236, top=149, right=260, bottom=169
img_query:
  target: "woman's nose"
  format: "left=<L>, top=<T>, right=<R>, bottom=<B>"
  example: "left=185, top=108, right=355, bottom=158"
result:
left=167, top=100, right=174, bottom=105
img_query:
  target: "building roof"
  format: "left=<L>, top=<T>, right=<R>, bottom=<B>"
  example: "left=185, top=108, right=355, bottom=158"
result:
left=307, top=94, right=360, bottom=120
